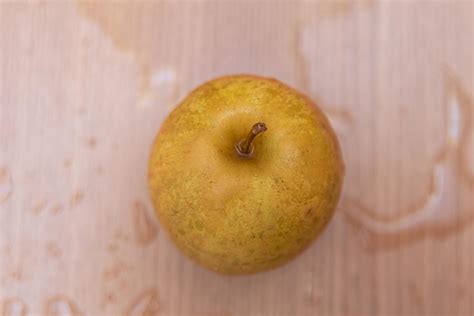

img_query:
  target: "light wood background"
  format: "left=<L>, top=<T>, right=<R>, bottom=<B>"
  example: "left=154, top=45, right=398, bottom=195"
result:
left=1, top=1, right=473, bottom=315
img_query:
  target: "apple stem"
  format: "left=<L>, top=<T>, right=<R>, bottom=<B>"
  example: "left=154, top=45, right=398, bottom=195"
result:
left=235, top=122, right=267, bottom=157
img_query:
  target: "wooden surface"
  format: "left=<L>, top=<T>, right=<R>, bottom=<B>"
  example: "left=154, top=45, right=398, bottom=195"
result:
left=1, top=1, right=473, bottom=315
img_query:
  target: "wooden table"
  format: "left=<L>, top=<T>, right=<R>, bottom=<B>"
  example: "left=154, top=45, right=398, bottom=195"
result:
left=1, top=1, right=473, bottom=315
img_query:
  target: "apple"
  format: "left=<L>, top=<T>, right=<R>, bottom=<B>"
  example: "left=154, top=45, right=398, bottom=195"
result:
left=148, top=75, right=344, bottom=274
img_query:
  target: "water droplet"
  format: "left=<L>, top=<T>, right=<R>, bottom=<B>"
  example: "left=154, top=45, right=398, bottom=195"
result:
left=50, top=203, right=63, bottom=214
left=448, top=74, right=474, bottom=181
left=101, top=292, right=116, bottom=306
left=63, top=159, right=73, bottom=169
left=322, top=108, right=354, bottom=136
left=153, top=69, right=179, bottom=105
left=447, top=93, right=462, bottom=145
left=304, top=284, right=322, bottom=306
left=114, top=230, right=131, bottom=242
left=2, top=298, right=28, bottom=316
left=8, top=268, right=23, bottom=281
left=46, top=242, right=62, bottom=258
left=102, top=262, right=128, bottom=282
left=151, top=69, right=174, bottom=87
left=86, top=137, right=97, bottom=149
left=126, top=289, right=159, bottom=316
left=69, top=191, right=85, bottom=208
left=0, top=167, right=13, bottom=204
left=341, top=74, right=474, bottom=251
left=31, top=199, right=48, bottom=215
left=141, top=68, right=180, bottom=109
left=133, top=200, right=158, bottom=245
left=106, top=242, right=119, bottom=253
left=44, top=297, right=84, bottom=316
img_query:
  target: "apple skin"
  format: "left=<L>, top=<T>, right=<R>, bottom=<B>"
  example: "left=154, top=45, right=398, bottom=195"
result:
left=148, top=75, right=344, bottom=274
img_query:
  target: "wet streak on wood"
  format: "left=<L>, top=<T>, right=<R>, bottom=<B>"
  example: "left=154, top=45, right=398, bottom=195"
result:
left=0, top=1, right=473, bottom=316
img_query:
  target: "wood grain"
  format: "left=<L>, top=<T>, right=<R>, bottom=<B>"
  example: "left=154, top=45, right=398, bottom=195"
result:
left=1, top=1, right=473, bottom=315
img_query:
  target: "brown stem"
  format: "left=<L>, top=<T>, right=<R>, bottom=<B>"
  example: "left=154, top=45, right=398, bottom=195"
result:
left=235, top=122, right=267, bottom=157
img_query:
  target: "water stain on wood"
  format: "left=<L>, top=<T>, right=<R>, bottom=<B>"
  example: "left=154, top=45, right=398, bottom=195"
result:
left=0, top=167, right=13, bottom=204
left=133, top=200, right=158, bottom=245
left=44, top=296, right=84, bottom=316
left=46, top=242, right=62, bottom=258
left=294, top=26, right=354, bottom=142
left=1, top=298, right=28, bottom=316
left=76, top=2, right=177, bottom=108
left=126, top=289, right=159, bottom=316
left=341, top=74, right=474, bottom=251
